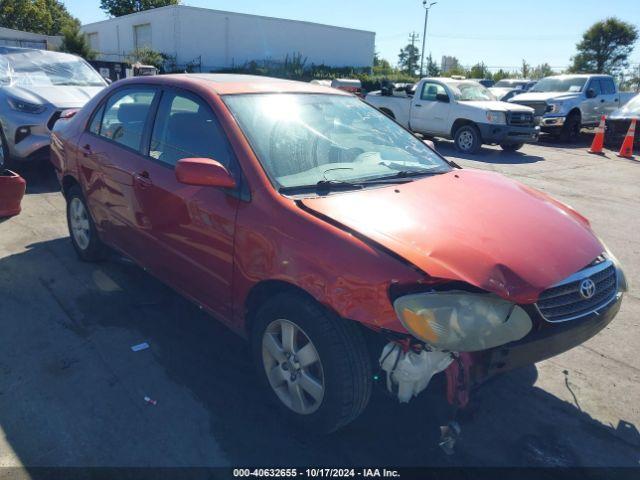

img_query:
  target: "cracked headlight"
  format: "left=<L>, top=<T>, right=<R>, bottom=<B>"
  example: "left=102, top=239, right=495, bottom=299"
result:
left=486, top=111, right=507, bottom=124
left=7, top=96, right=46, bottom=114
left=394, top=292, right=532, bottom=352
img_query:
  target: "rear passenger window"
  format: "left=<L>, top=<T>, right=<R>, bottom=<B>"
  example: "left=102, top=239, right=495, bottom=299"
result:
left=149, top=91, right=233, bottom=168
left=99, top=88, right=156, bottom=151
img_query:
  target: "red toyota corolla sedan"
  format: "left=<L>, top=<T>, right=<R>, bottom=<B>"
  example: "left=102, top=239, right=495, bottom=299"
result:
left=50, top=74, right=627, bottom=433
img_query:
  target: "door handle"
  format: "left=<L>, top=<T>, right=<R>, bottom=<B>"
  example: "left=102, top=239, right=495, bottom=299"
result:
left=134, top=171, right=153, bottom=187
left=414, top=104, right=422, bottom=107
left=600, top=99, right=605, bottom=103
left=81, top=144, right=92, bottom=157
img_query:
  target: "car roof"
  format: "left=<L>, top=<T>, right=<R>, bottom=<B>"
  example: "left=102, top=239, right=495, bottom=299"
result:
left=113, top=73, right=351, bottom=96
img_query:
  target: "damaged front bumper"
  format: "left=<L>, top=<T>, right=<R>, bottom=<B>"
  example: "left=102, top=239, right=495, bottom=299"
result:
left=380, top=287, right=623, bottom=408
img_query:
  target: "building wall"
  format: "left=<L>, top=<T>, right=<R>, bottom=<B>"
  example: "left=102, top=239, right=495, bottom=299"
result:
left=81, top=5, right=375, bottom=70
left=0, top=27, right=62, bottom=50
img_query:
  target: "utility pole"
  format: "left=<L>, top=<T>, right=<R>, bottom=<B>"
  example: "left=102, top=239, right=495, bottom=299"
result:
left=420, top=1, right=438, bottom=77
left=409, top=32, right=420, bottom=74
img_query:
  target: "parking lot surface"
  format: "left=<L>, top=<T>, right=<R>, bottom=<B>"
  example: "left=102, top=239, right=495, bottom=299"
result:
left=1, top=135, right=639, bottom=469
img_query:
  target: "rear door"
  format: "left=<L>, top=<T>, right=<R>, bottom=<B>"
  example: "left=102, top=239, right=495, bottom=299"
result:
left=132, top=87, right=241, bottom=320
left=78, top=86, right=160, bottom=259
left=409, top=81, right=451, bottom=135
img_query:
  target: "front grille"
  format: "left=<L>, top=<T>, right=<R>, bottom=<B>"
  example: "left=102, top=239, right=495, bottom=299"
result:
left=508, top=111, right=535, bottom=126
left=47, top=111, right=62, bottom=131
left=511, top=101, right=549, bottom=117
left=536, top=259, right=618, bottom=322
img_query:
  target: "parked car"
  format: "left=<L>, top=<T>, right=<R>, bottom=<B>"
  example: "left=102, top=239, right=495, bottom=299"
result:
left=489, top=79, right=536, bottom=102
left=605, top=93, right=640, bottom=147
left=510, top=74, right=635, bottom=141
left=51, top=74, right=626, bottom=433
left=366, top=77, right=539, bottom=153
left=0, top=168, right=25, bottom=220
left=0, top=47, right=107, bottom=169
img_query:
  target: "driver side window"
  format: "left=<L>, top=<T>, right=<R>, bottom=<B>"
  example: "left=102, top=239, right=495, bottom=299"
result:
left=421, top=82, right=447, bottom=102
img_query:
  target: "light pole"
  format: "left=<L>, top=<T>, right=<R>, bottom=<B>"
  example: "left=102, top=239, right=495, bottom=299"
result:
left=420, top=1, right=437, bottom=78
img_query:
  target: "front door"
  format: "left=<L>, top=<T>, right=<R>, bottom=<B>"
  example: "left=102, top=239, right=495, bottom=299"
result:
left=410, top=81, right=451, bottom=135
left=133, top=88, right=241, bottom=320
left=583, top=79, right=603, bottom=124
left=78, top=86, right=159, bottom=258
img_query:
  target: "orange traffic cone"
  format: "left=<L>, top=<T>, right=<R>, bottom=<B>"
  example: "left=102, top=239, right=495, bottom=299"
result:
left=589, top=115, right=606, bottom=154
left=618, top=118, right=637, bottom=158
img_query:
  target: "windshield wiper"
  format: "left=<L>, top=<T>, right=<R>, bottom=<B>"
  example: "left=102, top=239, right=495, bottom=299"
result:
left=279, top=177, right=413, bottom=195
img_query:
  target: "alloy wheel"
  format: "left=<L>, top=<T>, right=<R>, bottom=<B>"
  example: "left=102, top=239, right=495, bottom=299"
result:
left=262, top=319, right=325, bottom=415
left=69, top=197, right=91, bottom=251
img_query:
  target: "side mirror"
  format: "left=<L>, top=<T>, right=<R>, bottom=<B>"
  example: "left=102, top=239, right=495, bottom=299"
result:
left=436, top=93, right=450, bottom=103
left=381, top=84, right=393, bottom=96
left=423, top=139, right=436, bottom=150
left=586, top=88, right=597, bottom=99
left=175, top=158, right=236, bottom=188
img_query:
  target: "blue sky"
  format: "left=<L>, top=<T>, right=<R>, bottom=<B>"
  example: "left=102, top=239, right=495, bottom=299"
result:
left=63, top=0, right=640, bottom=72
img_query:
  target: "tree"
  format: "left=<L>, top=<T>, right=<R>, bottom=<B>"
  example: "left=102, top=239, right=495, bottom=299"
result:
left=531, top=63, right=554, bottom=79
left=129, top=46, right=164, bottom=69
left=59, top=20, right=95, bottom=60
left=100, top=0, right=180, bottom=17
left=0, top=0, right=77, bottom=35
left=397, top=43, right=420, bottom=75
left=521, top=59, right=530, bottom=79
left=373, top=51, right=394, bottom=75
left=425, top=53, right=440, bottom=76
left=469, top=62, right=489, bottom=79
left=569, top=18, right=638, bottom=74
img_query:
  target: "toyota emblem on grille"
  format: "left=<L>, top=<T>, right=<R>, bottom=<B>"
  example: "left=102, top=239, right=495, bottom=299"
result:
left=579, top=279, right=597, bottom=299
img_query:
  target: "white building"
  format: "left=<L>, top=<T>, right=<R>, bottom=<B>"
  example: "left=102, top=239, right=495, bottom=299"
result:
left=0, top=27, right=61, bottom=50
left=81, top=5, right=375, bottom=71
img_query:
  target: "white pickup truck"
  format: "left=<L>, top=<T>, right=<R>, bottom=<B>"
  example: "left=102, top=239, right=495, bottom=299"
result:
left=365, top=77, right=539, bottom=153
left=509, top=74, right=635, bottom=141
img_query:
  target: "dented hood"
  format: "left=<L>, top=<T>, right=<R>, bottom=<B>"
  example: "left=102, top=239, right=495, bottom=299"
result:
left=301, top=169, right=603, bottom=304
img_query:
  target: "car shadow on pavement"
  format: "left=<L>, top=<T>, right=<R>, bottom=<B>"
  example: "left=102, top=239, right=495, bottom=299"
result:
left=435, top=141, right=545, bottom=165
left=1, top=238, right=639, bottom=469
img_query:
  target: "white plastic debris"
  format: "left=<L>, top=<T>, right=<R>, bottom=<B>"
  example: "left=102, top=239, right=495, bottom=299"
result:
left=131, top=342, right=150, bottom=352
left=379, top=342, right=453, bottom=403
left=144, top=396, right=157, bottom=406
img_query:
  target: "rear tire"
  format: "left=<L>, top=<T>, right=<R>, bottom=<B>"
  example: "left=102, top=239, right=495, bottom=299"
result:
left=454, top=124, right=482, bottom=154
left=66, top=185, right=108, bottom=262
left=251, top=292, right=372, bottom=434
left=500, top=143, right=524, bottom=152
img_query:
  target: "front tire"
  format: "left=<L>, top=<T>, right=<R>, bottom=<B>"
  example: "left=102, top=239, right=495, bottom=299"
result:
left=66, top=185, right=108, bottom=262
left=500, top=143, right=524, bottom=152
left=559, top=111, right=581, bottom=142
left=454, top=124, right=482, bottom=153
left=251, top=292, right=372, bottom=434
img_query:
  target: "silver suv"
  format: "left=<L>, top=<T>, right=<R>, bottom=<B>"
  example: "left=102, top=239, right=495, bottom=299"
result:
left=0, top=47, right=106, bottom=168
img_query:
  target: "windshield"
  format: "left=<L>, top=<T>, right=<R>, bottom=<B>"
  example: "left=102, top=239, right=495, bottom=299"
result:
left=0, top=50, right=105, bottom=87
left=224, top=94, right=451, bottom=191
left=448, top=81, right=496, bottom=101
left=530, top=77, right=586, bottom=93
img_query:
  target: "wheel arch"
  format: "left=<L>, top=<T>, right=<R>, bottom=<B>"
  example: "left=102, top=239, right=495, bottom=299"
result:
left=61, top=174, right=80, bottom=199
left=243, top=280, right=325, bottom=336
left=450, top=118, right=477, bottom=138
